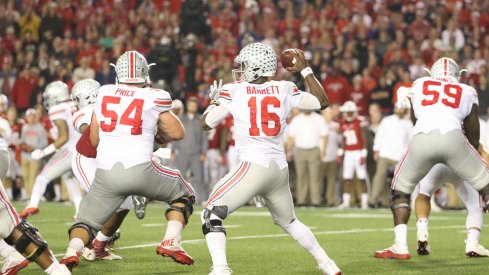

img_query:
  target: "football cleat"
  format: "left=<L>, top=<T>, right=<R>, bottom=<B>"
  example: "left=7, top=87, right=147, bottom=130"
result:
left=319, top=260, right=341, bottom=275
left=60, top=249, right=80, bottom=272
left=107, top=231, right=121, bottom=250
left=93, top=239, right=122, bottom=260
left=19, top=207, right=39, bottom=219
left=417, top=241, right=430, bottom=255
left=466, top=240, right=489, bottom=257
left=0, top=251, right=29, bottom=275
left=156, top=238, right=194, bottom=265
left=374, top=243, right=411, bottom=260
left=132, top=196, right=148, bottom=220
left=81, top=243, right=95, bottom=261
left=209, top=266, right=233, bottom=275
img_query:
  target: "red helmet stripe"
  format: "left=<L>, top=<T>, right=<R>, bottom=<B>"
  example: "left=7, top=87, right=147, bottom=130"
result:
left=443, top=58, right=447, bottom=76
left=129, top=52, right=135, bottom=78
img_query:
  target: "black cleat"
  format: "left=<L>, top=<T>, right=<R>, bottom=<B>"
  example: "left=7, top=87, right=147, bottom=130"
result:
left=417, top=241, right=430, bottom=255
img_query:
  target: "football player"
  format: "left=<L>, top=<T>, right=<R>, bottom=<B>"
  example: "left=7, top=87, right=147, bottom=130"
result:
left=21, top=81, right=83, bottom=219
left=203, top=119, right=227, bottom=196
left=375, top=57, right=489, bottom=259
left=200, top=43, right=341, bottom=275
left=70, top=79, right=133, bottom=261
left=336, top=101, right=369, bottom=210
left=1, top=124, right=71, bottom=274
left=61, top=51, right=195, bottom=271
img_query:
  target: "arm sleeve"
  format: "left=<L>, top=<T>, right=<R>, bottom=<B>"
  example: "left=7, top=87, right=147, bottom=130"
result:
left=217, top=83, right=234, bottom=108
left=153, top=90, right=173, bottom=113
left=48, top=105, right=69, bottom=122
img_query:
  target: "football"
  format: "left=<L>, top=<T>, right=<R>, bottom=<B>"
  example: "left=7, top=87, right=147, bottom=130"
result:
left=280, top=49, right=297, bottom=69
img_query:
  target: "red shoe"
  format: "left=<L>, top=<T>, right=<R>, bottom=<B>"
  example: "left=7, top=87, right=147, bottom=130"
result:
left=60, top=255, right=80, bottom=271
left=156, top=238, right=194, bottom=265
left=375, top=247, right=411, bottom=260
left=93, top=239, right=122, bottom=260
left=1, top=259, right=29, bottom=275
left=19, top=208, right=39, bottom=219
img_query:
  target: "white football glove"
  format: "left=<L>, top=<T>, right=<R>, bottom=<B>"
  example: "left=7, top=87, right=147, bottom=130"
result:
left=396, top=86, right=412, bottom=109
left=209, top=79, right=223, bottom=102
left=31, top=149, right=44, bottom=160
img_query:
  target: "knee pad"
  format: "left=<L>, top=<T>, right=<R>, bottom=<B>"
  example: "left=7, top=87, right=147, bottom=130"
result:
left=165, top=196, right=194, bottom=225
left=5, top=220, right=48, bottom=262
left=68, top=222, right=97, bottom=243
left=390, top=190, right=411, bottom=211
left=201, top=205, right=228, bottom=235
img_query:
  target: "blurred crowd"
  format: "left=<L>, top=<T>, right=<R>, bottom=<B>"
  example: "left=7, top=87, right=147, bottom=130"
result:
left=0, top=0, right=488, bottom=208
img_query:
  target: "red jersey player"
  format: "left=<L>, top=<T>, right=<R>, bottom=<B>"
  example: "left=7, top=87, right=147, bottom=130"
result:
left=337, top=101, right=369, bottom=209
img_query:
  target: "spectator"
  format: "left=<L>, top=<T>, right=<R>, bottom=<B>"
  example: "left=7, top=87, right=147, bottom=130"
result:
left=370, top=75, right=393, bottom=114
left=0, top=57, right=16, bottom=99
left=322, top=61, right=350, bottom=105
left=19, top=108, right=47, bottom=200
left=476, top=75, right=489, bottom=118
left=72, top=56, right=95, bottom=83
left=18, top=9, right=41, bottom=41
left=172, top=97, right=208, bottom=204
left=287, top=110, right=328, bottom=207
left=369, top=106, right=412, bottom=208
left=349, top=74, right=370, bottom=116
left=441, top=19, right=465, bottom=51
left=95, top=60, right=116, bottom=85
left=321, top=107, right=341, bottom=207
left=147, top=37, right=181, bottom=95
left=11, top=65, right=37, bottom=113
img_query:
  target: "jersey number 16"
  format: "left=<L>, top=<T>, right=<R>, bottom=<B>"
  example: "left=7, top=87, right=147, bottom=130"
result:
left=248, top=96, right=281, bottom=137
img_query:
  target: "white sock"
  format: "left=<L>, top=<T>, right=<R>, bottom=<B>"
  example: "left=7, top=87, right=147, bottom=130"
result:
left=361, top=193, right=368, bottom=208
left=342, top=193, right=350, bottom=207
left=67, top=238, right=84, bottom=253
left=0, top=239, right=18, bottom=259
left=53, top=184, right=61, bottom=201
left=467, top=228, right=480, bottom=243
left=29, top=176, right=49, bottom=207
left=205, top=232, right=228, bottom=268
left=283, top=219, right=331, bottom=265
left=417, top=218, right=429, bottom=241
left=96, top=232, right=112, bottom=242
left=394, top=224, right=408, bottom=244
left=163, top=220, right=184, bottom=240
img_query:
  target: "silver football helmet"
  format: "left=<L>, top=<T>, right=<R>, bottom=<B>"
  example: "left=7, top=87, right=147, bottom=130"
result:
left=43, top=81, right=69, bottom=110
left=232, top=42, right=277, bottom=82
left=71, top=79, right=100, bottom=109
left=111, top=51, right=154, bottom=85
left=0, top=94, right=8, bottom=113
left=340, top=100, right=358, bottom=122
left=426, top=57, right=466, bottom=82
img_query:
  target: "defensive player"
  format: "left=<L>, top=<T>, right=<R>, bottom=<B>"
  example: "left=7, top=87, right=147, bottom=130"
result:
left=200, top=43, right=341, bottom=275
left=375, top=57, right=489, bottom=260
left=70, top=79, right=133, bottom=261
left=415, top=163, right=489, bottom=257
left=61, top=51, right=195, bottom=271
left=21, top=81, right=82, bottom=219
left=1, top=123, right=71, bottom=275
left=336, top=101, right=369, bottom=210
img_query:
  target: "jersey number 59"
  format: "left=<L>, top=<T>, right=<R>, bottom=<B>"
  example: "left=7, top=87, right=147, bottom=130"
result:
left=421, top=80, right=462, bottom=108
left=100, top=96, right=144, bottom=135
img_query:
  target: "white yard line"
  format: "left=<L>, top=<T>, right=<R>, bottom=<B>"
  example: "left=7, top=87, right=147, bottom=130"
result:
left=52, top=224, right=467, bottom=257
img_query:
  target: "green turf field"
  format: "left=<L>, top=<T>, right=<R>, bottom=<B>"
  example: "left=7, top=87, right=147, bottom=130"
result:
left=9, top=202, right=489, bottom=274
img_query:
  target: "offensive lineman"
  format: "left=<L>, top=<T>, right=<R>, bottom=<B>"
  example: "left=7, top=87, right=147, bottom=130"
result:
left=21, top=81, right=82, bottom=219
left=61, top=51, right=195, bottom=271
left=200, top=43, right=341, bottom=275
left=1, top=115, right=71, bottom=274
left=336, top=101, right=369, bottom=210
left=70, top=79, right=132, bottom=261
left=375, top=57, right=489, bottom=260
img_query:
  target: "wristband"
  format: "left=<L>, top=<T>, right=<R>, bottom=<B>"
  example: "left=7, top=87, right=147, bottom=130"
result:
left=361, top=148, right=368, bottom=158
left=300, top=67, right=313, bottom=78
left=337, top=148, right=344, bottom=157
left=43, top=144, right=57, bottom=156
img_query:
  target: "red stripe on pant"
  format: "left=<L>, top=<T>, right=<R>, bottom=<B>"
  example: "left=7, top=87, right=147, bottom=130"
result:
left=76, top=153, right=91, bottom=191
left=391, top=148, right=410, bottom=189
left=151, top=161, right=194, bottom=195
left=40, top=150, right=70, bottom=175
left=205, top=162, right=249, bottom=207
left=0, top=186, right=20, bottom=225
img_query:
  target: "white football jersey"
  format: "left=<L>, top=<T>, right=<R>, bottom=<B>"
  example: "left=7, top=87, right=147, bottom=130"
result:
left=94, top=84, right=172, bottom=169
left=218, top=80, right=304, bottom=168
left=48, top=101, right=80, bottom=152
left=72, top=105, right=94, bottom=133
left=410, top=77, right=479, bottom=135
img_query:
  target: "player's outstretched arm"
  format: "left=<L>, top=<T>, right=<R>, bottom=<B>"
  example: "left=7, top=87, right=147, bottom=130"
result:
left=90, top=113, right=100, bottom=147
left=463, top=104, right=480, bottom=149
left=157, top=111, right=185, bottom=142
left=286, top=49, right=329, bottom=110
left=52, top=119, right=69, bottom=148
